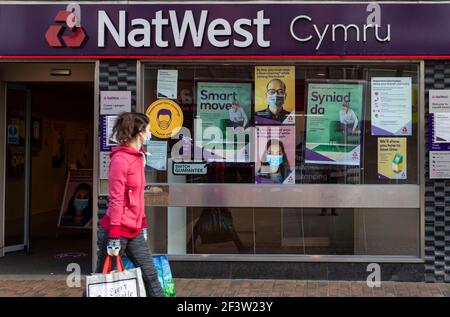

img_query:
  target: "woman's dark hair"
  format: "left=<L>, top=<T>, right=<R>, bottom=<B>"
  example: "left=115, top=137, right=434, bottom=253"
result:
left=112, top=112, right=149, bottom=145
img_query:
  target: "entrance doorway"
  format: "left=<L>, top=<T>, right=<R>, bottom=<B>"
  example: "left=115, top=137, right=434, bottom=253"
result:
left=1, top=70, right=95, bottom=275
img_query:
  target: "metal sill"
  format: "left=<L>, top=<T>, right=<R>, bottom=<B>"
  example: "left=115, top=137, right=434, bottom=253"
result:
left=166, top=254, right=424, bottom=263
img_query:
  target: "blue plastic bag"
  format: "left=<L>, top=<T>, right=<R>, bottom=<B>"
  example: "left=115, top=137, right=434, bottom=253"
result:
left=121, top=255, right=176, bottom=297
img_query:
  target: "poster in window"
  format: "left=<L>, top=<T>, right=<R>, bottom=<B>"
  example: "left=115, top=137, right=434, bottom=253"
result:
left=377, top=138, right=407, bottom=180
left=304, top=81, right=365, bottom=166
left=254, top=66, right=296, bottom=125
left=196, top=81, right=252, bottom=163
left=157, top=69, right=178, bottom=99
left=57, top=169, right=93, bottom=229
left=255, top=126, right=295, bottom=184
left=145, top=141, right=168, bottom=171
left=371, top=77, right=412, bottom=136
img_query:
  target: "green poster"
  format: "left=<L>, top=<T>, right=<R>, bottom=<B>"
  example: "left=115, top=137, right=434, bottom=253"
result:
left=196, top=82, right=252, bottom=162
left=304, top=81, right=364, bottom=166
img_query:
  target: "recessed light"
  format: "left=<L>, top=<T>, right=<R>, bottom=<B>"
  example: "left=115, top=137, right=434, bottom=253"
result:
left=50, top=69, right=71, bottom=76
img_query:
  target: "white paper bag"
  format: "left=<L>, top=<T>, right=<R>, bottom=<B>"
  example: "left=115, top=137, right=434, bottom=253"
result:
left=86, top=267, right=147, bottom=297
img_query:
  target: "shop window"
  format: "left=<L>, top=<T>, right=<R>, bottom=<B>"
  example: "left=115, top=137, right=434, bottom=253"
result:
left=148, top=206, right=420, bottom=257
left=142, top=63, right=419, bottom=185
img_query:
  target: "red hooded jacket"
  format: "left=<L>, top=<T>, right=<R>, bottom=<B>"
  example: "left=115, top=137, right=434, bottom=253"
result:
left=100, top=145, right=148, bottom=239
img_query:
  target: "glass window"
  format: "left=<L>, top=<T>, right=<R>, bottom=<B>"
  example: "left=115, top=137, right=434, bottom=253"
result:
left=148, top=206, right=420, bottom=257
left=143, top=62, right=421, bottom=259
left=142, top=63, right=419, bottom=185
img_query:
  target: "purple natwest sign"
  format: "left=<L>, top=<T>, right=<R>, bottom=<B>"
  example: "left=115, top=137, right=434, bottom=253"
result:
left=0, top=2, right=450, bottom=57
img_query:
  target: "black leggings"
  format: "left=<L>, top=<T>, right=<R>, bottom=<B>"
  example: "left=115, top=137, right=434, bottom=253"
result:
left=95, top=226, right=164, bottom=297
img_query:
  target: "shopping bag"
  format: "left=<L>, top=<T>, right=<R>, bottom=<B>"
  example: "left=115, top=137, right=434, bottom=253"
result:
left=153, top=255, right=176, bottom=297
left=122, top=255, right=176, bottom=297
left=85, top=255, right=147, bottom=297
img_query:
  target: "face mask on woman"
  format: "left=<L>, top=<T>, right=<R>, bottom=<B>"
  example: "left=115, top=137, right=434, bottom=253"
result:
left=266, top=154, right=284, bottom=169
left=140, top=131, right=152, bottom=146
left=73, top=198, right=89, bottom=211
left=144, top=132, right=151, bottom=145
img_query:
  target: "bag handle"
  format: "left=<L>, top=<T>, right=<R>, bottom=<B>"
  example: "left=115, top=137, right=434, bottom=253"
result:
left=102, top=255, right=125, bottom=274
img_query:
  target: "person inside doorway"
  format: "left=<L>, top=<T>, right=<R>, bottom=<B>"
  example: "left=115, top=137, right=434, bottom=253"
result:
left=61, top=182, right=93, bottom=227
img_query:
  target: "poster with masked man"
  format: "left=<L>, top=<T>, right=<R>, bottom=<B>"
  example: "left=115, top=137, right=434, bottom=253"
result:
left=255, top=66, right=296, bottom=125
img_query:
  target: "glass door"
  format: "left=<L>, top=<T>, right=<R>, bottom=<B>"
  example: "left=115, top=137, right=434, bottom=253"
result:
left=4, top=84, right=31, bottom=253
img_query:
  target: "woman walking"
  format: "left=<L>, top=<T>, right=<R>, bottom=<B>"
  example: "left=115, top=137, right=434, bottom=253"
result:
left=96, top=111, right=164, bottom=297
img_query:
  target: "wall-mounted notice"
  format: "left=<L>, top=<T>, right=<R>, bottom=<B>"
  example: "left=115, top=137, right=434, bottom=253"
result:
left=304, top=81, right=364, bottom=166
left=371, top=77, right=412, bottom=136
left=429, top=90, right=450, bottom=151
left=157, top=69, right=178, bottom=99
left=100, top=91, right=131, bottom=115
left=173, top=162, right=208, bottom=175
left=99, top=152, right=110, bottom=180
left=146, top=141, right=168, bottom=171
left=377, top=138, right=407, bottom=180
left=100, top=115, right=118, bottom=151
left=429, top=89, right=450, bottom=112
left=430, top=151, right=450, bottom=179
left=254, top=66, right=296, bottom=125
left=7, top=124, right=19, bottom=145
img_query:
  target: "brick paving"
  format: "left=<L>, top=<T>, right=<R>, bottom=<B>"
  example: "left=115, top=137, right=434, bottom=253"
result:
left=0, top=277, right=449, bottom=297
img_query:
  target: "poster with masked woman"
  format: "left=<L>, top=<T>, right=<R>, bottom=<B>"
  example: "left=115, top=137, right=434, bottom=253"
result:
left=254, top=66, right=296, bottom=125
left=58, top=169, right=93, bottom=229
left=255, top=126, right=296, bottom=184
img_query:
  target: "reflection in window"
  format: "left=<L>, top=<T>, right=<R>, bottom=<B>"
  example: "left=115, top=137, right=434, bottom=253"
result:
left=148, top=207, right=420, bottom=256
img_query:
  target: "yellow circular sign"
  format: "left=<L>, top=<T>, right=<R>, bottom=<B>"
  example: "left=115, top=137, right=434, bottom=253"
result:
left=146, top=99, right=184, bottom=139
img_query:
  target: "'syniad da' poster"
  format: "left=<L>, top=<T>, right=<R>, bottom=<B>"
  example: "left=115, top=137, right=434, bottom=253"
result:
left=255, top=126, right=295, bottom=184
left=196, top=81, right=252, bottom=162
left=254, top=66, right=296, bottom=125
left=371, top=77, right=412, bottom=136
left=377, top=138, right=407, bottom=180
left=305, top=81, right=364, bottom=166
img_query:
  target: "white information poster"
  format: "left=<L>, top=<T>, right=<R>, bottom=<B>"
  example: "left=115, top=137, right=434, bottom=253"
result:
left=157, top=69, right=178, bottom=99
left=429, top=90, right=450, bottom=152
left=106, top=115, right=118, bottom=147
left=434, top=113, right=450, bottom=143
left=371, top=77, right=412, bottom=136
left=146, top=141, right=168, bottom=171
left=430, top=151, right=450, bottom=179
left=100, top=91, right=131, bottom=115
left=100, top=152, right=110, bottom=179
left=429, top=89, right=450, bottom=113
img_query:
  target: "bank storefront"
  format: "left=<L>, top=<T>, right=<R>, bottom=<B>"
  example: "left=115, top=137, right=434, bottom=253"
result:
left=0, top=1, right=449, bottom=282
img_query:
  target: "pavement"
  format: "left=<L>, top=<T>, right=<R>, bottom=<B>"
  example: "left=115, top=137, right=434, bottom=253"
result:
left=0, top=277, right=449, bottom=297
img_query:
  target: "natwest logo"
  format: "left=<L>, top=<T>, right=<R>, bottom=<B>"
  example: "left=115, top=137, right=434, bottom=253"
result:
left=46, top=4, right=87, bottom=48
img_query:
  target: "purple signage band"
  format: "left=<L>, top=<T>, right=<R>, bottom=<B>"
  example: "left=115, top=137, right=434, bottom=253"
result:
left=2, top=2, right=450, bottom=58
